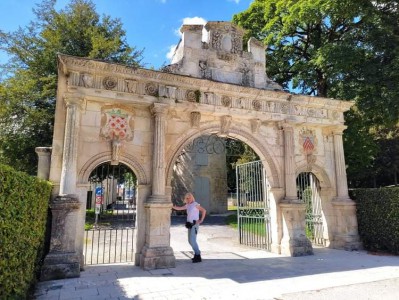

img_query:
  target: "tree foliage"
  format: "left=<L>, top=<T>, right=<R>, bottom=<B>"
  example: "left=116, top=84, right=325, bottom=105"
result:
left=0, top=0, right=143, bottom=174
left=233, top=0, right=399, bottom=187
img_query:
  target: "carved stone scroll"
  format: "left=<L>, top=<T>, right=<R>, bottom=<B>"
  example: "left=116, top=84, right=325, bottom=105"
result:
left=250, top=119, right=261, bottom=134
left=190, top=112, right=201, bottom=128
left=220, top=115, right=232, bottom=136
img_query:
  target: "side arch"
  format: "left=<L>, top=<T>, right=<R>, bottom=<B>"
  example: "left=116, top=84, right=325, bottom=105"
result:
left=165, top=122, right=282, bottom=188
left=295, top=163, right=332, bottom=189
left=78, top=151, right=149, bottom=185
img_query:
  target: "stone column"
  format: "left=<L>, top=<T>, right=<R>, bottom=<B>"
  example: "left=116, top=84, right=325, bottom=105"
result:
left=279, top=122, right=313, bottom=256
left=281, top=123, right=298, bottom=201
left=35, top=147, right=52, bottom=180
left=332, top=127, right=350, bottom=200
left=41, top=195, right=81, bottom=281
left=41, top=97, right=84, bottom=280
left=59, top=97, right=84, bottom=195
left=331, top=127, right=361, bottom=250
left=140, top=103, right=175, bottom=270
left=149, top=103, right=168, bottom=201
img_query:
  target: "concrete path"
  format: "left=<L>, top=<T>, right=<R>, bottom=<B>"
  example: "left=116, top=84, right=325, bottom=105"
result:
left=34, top=216, right=399, bottom=300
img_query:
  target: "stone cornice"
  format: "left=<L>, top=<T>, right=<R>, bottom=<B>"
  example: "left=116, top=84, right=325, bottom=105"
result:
left=57, top=54, right=354, bottom=124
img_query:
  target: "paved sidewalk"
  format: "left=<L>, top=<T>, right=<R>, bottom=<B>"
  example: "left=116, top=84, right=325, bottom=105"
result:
left=34, top=216, right=399, bottom=300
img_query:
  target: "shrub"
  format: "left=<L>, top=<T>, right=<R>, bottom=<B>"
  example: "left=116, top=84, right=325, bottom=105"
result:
left=0, top=164, right=52, bottom=299
left=351, top=187, right=399, bottom=254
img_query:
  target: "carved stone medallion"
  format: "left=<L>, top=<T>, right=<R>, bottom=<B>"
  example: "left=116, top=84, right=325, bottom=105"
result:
left=103, top=76, right=117, bottom=90
left=221, top=96, right=232, bottom=107
left=145, top=82, right=158, bottom=96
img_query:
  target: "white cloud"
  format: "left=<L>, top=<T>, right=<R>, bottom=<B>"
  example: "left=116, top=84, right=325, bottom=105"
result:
left=182, top=16, right=207, bottom=25
left=174, top=16, right=207, bottom=37
left=167, top=17, right=207, bottom=62
left=166, top=44, right=177, bottom=60
left=228, top=0, right=240, bottom=4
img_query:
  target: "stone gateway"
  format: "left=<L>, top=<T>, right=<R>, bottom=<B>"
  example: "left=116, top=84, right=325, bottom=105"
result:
left=37, top=22, right=360, bottom=280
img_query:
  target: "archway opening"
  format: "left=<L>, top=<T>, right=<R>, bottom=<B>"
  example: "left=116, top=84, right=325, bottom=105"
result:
left=83, top=161, right=138, bottom=265
left=296, top=172, right=326, bottom=246
left=171, top=134, right=272, bottom=251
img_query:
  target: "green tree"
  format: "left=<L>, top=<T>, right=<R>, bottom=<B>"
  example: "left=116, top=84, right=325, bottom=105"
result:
left=226, top=139, right=259, bottom=192
left=0, top=0, right=143, bottom=174
left=233, top=0, right=399, bottom=187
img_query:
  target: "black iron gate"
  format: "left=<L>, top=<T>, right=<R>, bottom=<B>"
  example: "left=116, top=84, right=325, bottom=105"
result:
left=84, top=162, right=137, bottom=265
left=296, top=172, right=325, bottom=246
left=236, top=160, right=271, bottom=250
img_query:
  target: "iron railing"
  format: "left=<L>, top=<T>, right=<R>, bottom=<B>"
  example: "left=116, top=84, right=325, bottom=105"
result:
left=297, top=172, right=325, bottom=246
left=236, top=160, right=271, bottom=250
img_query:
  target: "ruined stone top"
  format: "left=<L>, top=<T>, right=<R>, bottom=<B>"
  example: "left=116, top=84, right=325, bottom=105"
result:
left=162, top=21, right=282, bottom=91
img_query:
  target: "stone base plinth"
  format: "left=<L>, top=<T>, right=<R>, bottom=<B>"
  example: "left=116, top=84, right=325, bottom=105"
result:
left=332, top=234, right=362, bottom=251
left=41, top=252, right=80, bottom=281
left=140, top=246, right=175, bottom=270
left=332, top=200, right=362, bottom=251
left=280, top=202, right=313, bottom=257
left=281, top=236, right=314, bottom=256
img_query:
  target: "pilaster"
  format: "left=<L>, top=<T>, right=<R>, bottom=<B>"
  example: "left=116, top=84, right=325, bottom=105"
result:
left=140, top=103, right=175, bottom=270
left=59, top=97, right=84, bottom=195
left=35, top=147, right=52, bottom=180
left=149, top=103, right=169, bottom=200
left=280, top=122, right=298, bottom=202
left=332, top=127, right=350, bottom=201
left=330, top=126, right=361, bottom=250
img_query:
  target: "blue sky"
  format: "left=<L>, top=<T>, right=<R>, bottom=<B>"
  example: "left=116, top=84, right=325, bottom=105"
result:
left=0, top=0, right=253, bottom=69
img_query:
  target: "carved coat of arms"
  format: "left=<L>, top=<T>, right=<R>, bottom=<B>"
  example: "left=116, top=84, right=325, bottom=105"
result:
left=100, top=109, right=134, bottom=141
left=299, top=128, right=317, bottom=170
left=299, top=128, right=317, bottom=155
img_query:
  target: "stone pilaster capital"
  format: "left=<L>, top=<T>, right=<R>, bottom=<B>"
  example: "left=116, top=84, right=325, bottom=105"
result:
left=64, top=96, right=85, bottom=110
left=35, top=147, right=52, bottom=156
left=50, top=194, right=81, bottom=210
left=151, top=103, right=169, bottom=116
left=332, top=125, right=347, bottom=136
left=278, top=120, right=294, bottom=132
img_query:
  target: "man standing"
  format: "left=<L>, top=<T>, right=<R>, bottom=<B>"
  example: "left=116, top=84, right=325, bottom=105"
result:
left=172, top=193, right=206, bottom=263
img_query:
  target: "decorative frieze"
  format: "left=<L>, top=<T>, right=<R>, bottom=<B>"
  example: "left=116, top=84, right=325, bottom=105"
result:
left=60, top=55, right=351, bottom=123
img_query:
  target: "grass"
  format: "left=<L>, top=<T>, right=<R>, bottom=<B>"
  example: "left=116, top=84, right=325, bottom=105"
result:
left=226, top=210, right=267, bottom=236
left=226, top=213, right=238, bottom=228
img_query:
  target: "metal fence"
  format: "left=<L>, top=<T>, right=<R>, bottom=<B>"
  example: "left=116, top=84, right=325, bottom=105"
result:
left=84, top=162, right=137, bottom=265
left=236, top=160, right=271, bottom=250
left=84, top=227, right=135, bottom=265
left=297, top=172, right=325, bottom=246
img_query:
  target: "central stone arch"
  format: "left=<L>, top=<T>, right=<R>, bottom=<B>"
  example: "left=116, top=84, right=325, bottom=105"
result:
left=165, top=124, right=282, bottom=189
left=39, top=21, right=360, bottom=278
